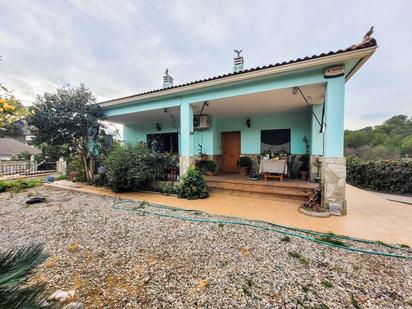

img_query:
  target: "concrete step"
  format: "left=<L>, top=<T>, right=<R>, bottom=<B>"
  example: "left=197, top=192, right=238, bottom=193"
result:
left=206, top=178, right=314, bottom=202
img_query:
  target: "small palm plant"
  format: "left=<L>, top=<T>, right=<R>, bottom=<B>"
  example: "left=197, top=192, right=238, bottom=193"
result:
left=0, top=243, right=49, bottom=308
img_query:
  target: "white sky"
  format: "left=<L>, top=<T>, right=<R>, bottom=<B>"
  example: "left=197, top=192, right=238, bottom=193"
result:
left=1, top=0, right=411, bottom=129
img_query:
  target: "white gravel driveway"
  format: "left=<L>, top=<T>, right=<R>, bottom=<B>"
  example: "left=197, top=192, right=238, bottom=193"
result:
left=1, top=186, right=411, bottom=308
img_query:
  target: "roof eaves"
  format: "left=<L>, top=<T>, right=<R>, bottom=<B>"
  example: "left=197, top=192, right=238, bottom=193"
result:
left=100, top=38, right=377, bottom=107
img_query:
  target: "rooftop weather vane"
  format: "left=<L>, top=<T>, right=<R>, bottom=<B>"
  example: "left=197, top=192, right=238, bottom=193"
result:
left=234, top=49, right=243, bottom=57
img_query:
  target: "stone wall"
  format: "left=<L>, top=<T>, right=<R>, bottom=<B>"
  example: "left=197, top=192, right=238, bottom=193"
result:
left=179, top=156, right=195, bottom=176
left=309, top=155, right=321, bottom=182
left=320, top=157, right=347, bottom=216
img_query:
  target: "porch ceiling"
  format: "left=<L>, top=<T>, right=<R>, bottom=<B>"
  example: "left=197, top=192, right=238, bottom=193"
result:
left=107, top=106, right=180, bottom=125
left=107, top=83, right=325, bottom=124
left=193, top=83, right=325, bottom=117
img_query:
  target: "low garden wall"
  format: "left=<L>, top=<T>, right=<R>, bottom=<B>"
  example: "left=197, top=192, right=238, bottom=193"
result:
left=346, top=157, right=412, bottom=194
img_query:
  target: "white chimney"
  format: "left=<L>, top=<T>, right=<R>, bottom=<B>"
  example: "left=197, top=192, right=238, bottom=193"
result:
left=233, top=49, right=244, bottom=73
left=163, top=69, right=174, bottom=88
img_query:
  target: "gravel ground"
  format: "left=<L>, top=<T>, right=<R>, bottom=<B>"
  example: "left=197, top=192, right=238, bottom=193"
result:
left=1, top=186, right=412, bottom=308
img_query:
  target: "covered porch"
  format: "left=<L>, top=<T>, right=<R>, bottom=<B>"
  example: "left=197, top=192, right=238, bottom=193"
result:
left=188, top=83, right=326, bottom=178
left=108, top=81, right=331, bottom=176
left=106, top=76, right=345, bottom=213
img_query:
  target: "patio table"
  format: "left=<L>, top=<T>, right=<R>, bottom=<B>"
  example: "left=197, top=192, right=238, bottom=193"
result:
left=259, top=159, right=287, bottom=181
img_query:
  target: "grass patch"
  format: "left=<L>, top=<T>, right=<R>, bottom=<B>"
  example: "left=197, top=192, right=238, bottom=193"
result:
left=242, top=285, right=253, bottom=297
left=288, top=251, right=309, bottom=266
left=399, top=244, right=410, bottom=249
left=301, top=285, right=310, bottom=293
left=55, top=174, right=68, bottom=181
left=351, top=295, right=361, bottom=309
left=133, top=200, right=148, bottom=210
left=316, top=235, right=348, bottom=247
left=242, top=278, right=256, bottom=298
left=0, top=179, right=42, bottom=193
left=281, top=236, right=291, bottom=242
left=245, top=278, right=254, bottom=288
left=321, top=280, right=333, bottom=288
left=222, top=260, right=230, bottom=267
left=314, top=304, right=329, bottom=309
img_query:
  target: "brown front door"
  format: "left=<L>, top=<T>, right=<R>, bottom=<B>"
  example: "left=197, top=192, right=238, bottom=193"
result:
left=221, top=131, right=241, bottom=172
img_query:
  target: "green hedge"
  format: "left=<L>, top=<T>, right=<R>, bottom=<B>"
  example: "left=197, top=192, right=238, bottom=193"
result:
left=347, top=157, right=412, bottom=194
left=0, top=179, right=42, bottom=193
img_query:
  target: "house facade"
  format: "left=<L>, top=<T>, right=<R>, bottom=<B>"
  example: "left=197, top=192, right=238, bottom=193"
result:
left=100, top=35, right=377, bottom=216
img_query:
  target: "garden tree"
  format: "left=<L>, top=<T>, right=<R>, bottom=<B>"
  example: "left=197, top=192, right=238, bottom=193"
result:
left=345, top=115, right=412, bottom=160
left=0, top=84, right=28, bottom=128
left=344, top=128, right=371, bottom=149
left=401, top=135, right=412, bottom=156
left=27, top=85, right=105, bottom=181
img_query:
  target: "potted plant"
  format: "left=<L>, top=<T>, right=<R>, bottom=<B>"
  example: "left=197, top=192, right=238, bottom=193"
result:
left=198, top=144, right=208, bottom=161
left=299, top=183, right=329, bottom=217
left=237, top=156, right=252, bottom=176
left=204, top=160, right=217, bottom=176
left=299, top=154, right=309, bottom=180
left=313, top=159, right=321, bottom=183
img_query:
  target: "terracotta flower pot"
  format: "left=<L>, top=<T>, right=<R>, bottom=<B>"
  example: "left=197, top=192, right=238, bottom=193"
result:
left=239, top=166, right=250, bottom=176
left=69, top=171, right=79, bottom=182
left=299, top=170, right=309, bottom=180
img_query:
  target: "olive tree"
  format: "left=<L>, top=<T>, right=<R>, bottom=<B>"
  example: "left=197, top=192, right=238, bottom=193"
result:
left=27, top=85, right=105, bottom=181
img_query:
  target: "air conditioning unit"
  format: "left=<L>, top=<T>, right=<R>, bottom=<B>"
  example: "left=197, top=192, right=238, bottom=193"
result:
left=194, top=114, right=209, bottom=129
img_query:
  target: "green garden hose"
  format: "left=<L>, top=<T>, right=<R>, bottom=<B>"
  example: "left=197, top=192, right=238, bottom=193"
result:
left=112, top=200, right=412, bottom=260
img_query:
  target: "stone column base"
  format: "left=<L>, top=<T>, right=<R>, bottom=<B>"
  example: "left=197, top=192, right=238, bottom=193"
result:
left=320, top=157, right=347, bottom=216
left=179, top=156, right=195, bottom=177
left=309, top=155, right=321, bottom=182
left=56, top=157, right=67, bottom=175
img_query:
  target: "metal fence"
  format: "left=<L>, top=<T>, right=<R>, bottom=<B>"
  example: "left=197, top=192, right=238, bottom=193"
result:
left=157, top=168, right=179, bottom=181
left=0, top=161, right=57, bottom=180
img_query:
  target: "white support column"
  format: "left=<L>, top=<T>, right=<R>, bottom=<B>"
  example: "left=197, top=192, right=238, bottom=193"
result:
left=324, top=76, right=345, bottom=157
left=321, top=76, right=347, bottom=215
left=179, top=103, right=194, bottom=176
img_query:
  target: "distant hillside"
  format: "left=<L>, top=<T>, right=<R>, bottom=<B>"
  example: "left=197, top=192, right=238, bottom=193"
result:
left=344, top=115, right=412, bottom=160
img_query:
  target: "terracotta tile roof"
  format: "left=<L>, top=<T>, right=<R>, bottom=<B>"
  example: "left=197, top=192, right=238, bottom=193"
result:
left=101, top=38, right=377, bottom=104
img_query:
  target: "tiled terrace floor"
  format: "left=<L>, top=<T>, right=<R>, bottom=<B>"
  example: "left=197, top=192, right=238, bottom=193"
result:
left=48, top=181, right=412, bottom=246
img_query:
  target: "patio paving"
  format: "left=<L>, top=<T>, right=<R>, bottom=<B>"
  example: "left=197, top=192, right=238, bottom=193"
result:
left=48, top=181, right=412, bottom=246
left=371, top=191, right=412, bottom=205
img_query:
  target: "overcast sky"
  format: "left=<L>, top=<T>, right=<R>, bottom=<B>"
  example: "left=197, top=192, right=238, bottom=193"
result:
left=1, top=0, right=411, bottom=129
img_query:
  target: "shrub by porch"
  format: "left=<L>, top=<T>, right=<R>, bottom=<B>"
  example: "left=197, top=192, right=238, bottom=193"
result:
left=103, top=142, right=209, bottom=199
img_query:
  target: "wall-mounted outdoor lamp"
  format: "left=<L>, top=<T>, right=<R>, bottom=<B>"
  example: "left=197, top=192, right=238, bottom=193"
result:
left=156, top=123, right=161, bottom=132
left=246, top=118, right=251, bottom=128
left=303, top=136, right=310, bottom=154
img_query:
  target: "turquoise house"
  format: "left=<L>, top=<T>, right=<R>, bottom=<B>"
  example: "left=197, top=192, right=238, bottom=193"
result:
left=100, top=34, right=377, bottom=216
